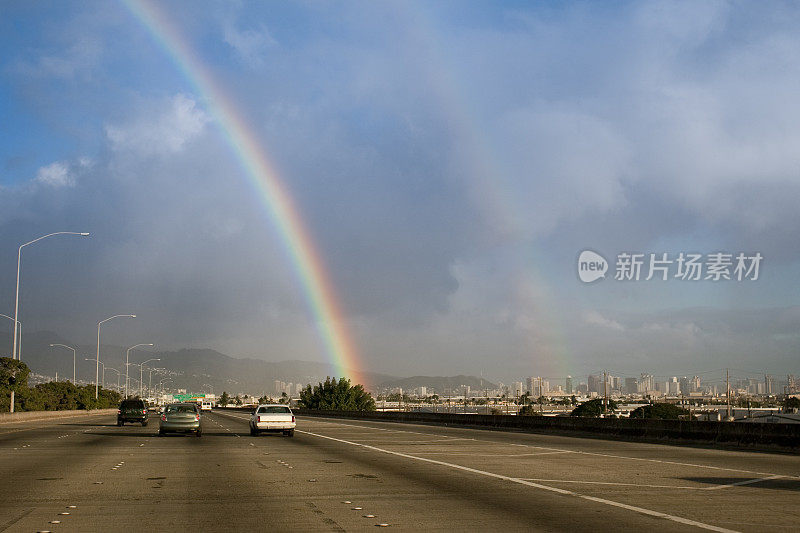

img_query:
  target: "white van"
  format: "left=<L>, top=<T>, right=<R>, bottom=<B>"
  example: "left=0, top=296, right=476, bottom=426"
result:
left=200, top=400, right=213, bottom=411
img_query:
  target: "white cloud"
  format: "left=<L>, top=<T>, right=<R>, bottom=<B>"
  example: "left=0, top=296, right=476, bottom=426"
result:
left=35, top=161, right=75, bottom=188
left=106, top=94, right=209, bottom=156
left=583, top=311, right=625, bottom=331
left=17, top=38, right=102, bottom=79
left=223, top=21, right=276, bottom=67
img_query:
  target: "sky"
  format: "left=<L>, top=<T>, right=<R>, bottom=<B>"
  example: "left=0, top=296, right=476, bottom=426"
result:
left=1, top=0, right=798, bottom=385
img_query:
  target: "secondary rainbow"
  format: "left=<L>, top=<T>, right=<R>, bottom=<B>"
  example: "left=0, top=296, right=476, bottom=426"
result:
left=122, top=0, right=363, bottom=384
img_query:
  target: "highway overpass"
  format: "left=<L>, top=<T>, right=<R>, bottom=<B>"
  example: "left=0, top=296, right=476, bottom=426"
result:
left=1, top=410, right=798, bottom=532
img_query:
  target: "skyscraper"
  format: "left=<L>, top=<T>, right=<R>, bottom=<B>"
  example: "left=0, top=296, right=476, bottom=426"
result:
left=588, top=375, right=601, bottom=394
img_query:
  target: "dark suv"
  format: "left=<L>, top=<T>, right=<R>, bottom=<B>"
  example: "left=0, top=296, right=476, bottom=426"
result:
left=118, top=399, right=148, bottom=426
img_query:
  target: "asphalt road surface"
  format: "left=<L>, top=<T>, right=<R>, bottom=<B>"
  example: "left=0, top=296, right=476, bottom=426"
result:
left=1, top=410, right=798, bottom=532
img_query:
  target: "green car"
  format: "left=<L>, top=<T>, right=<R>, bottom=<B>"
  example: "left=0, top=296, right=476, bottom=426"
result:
left=159, top=403, right=202, bottom=437
left=118, top=399, right=148, bottom=426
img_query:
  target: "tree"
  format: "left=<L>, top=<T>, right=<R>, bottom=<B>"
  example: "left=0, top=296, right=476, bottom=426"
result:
left=630, top=403, right=689, bottom=420
left=234, top=395, right=243, bottom=406
left=518, top=405, right=541, bottom=416
left=570, top=398, right=618, bottom=417
left=0, top=358, right=30, bottom=411
left=279, top=392, right=289, bottom=404
left=219, top=391, right=230, bottom=407
left=784, top=397, right=800, bottom=412
left=299, top=377, right=376, bottom=411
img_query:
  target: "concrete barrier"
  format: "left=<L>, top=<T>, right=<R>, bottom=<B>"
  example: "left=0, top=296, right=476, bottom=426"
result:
left=0, top=408, right=116, bottom=425
left=291, top=409, right=800, bottom=451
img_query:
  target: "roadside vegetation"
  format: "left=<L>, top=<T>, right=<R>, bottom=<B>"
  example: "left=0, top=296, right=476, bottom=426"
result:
left=299, top=377, right=376, bottom=411
left=1, top=357, right=120, bottom=412
left=629, top=403, right=690, bottom=420
left=570, top=398, right=618, bottom=417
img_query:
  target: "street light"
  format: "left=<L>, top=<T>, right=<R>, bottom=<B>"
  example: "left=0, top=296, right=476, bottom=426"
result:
left=106, top=367, right=122, bottom=392
left=0, top=314, right=19, bottom=358
left=128, top=376, right=141, bottom=395
left=96, top=314, right=136, bottom=399
left=49, top=343, right=77, bottom=383
left=85, top=358, right=105, bottom=389
left=138, top=358, right=160, bottom=398
left=125, top=343, right=153, bottom=397
left=148, top=367, right=160, bottom=398
left=13, top=232, right=89, bottom=361
left=159, top=378, right=173, bottom=399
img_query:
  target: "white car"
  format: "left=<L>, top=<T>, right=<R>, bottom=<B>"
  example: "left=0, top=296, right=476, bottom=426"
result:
left=250, top=404, right=296, bottom=437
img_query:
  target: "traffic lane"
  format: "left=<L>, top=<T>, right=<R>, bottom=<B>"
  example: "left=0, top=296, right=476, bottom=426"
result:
left=0, top=411, right=113, bottom=444
left=303, top=419, right=800, bottom=487
left=0, top=413, right=126, bottom=487
left=3, top=417, right=254, bottom=531
left=289, top=417, right=799, bottom=532
left=215, top=411, right=698, bottom=532
left=289, top=416, right=800, bottom=478
left=13, top=411, right=402, bottom=532
left=0, top=413, right=148, bottom=532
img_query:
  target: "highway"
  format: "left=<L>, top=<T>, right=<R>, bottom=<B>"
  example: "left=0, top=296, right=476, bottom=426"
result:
left=1, top=410, right=798, bottom=532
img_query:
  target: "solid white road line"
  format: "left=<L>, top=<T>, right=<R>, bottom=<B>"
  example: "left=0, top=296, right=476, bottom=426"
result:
left=519, top=478, right=706, bottom=490
left=299, top=429, right=739, bottom=533
left=705, top=475, right=785, bottom=490
left=309, top=418, right=800, bottom=480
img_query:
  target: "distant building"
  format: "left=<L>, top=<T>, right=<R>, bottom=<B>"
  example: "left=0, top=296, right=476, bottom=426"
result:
left=588, top=375, right=602, bottom=394
left=765, top=375, right=774, bottom=395
left=539, top=379, right=549, bottom=395
left=525, top=377, right=535, bottom=395
left=638, top=373, right=655, bottom=393
left=624, top=377, right=637, bottom=394
left=565, top=376, right=573, bottom=394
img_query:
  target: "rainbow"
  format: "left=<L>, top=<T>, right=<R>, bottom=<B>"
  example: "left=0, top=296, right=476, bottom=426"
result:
left=397, top=3, right=573, bottom=379
left=122, top=0, right=363, bottom=385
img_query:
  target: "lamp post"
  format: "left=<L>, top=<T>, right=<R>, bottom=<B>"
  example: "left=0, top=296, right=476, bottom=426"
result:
left=125, top=343, right=153, bottom=397
left=85, top=358, right=105, bottom=389
left=0, top=314, right=20, bottom=359
left=138, top=358, right=160, bottom=398
left=159, top=378, right=172, bottom=399
left=49, top=343, right=77, bottom=383
left=148, top=368, right=157, bottom=398
left=106, top=367, right=121, bottom=392
left=128, top=376, right=140, bottom=396
left=13, top=232, right=89, bottom=361
left=96, top=314, right=136, bottom=399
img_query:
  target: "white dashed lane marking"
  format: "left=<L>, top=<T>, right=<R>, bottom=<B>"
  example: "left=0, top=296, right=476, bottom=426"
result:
left=300, top=429, right=739, bottom=533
